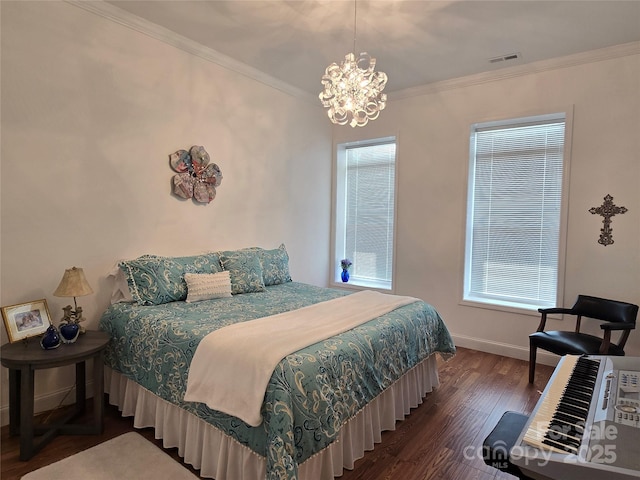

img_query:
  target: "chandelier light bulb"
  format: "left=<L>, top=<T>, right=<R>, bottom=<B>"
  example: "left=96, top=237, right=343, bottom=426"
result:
left=319, top=52, right=388, bottom=127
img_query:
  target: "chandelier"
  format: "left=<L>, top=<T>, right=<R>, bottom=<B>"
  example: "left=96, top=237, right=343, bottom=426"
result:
left=319, top=2, right=387, bottom=127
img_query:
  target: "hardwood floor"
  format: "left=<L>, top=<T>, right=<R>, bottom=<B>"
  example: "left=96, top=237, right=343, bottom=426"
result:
left=1, top=347, right=554, bottom=480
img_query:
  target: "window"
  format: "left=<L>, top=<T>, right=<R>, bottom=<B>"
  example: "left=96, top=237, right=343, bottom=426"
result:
left=464, top=113, right=570, bottom=311
left=333, top=138, right=397, bottom=290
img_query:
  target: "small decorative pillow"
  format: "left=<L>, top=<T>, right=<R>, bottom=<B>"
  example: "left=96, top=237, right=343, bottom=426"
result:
left=184, top=271, right=232, bottom=303
left=258, top=244, right=292, bottom=286
left=219, top=250, right=266, bottom=295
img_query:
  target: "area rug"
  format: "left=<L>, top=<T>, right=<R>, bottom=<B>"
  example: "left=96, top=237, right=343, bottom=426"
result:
left=22, top=432, right=200, bottom=480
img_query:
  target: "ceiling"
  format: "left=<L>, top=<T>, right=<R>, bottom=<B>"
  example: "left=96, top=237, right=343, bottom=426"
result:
left=104, top=1, right=640, bottom=97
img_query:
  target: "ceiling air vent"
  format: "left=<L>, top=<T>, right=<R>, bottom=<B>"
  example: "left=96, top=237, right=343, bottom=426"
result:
left=488, top=52, right=521, bottom=64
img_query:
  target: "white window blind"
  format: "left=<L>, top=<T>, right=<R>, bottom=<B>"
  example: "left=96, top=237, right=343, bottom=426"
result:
left=464, top=116, right=566, bottom=310
left=335, top=139, right=396, bottom=289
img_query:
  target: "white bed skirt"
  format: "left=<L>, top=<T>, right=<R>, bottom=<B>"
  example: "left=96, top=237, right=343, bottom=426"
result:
left=104, top=354, right=440, bottom=480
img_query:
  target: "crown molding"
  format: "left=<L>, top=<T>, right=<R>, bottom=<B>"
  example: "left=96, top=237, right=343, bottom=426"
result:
left=66, top=2, right=638, bottom=106
left=66, top=0, right=317, bottom=103
left=392, top=41, right=640, bottom=101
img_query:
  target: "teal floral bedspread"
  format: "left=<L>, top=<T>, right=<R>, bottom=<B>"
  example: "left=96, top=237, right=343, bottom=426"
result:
left=99, top=282, right=455, bottom=479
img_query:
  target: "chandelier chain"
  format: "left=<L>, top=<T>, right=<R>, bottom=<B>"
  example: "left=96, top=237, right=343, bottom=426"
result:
left=353, top=0, right=357, bottom=54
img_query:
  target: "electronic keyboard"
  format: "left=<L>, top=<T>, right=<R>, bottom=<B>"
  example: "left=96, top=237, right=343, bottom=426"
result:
left=511, top=355, right=640, bottom=480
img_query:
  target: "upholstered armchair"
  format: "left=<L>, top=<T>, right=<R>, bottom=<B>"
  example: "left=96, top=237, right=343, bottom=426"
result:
left=529, top=295, right=638, bottom=383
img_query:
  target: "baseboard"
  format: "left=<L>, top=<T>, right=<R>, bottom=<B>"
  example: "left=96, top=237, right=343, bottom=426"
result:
left=451, top=333, right=560, bottom=367
left=0, top=381, right=96, bottom=427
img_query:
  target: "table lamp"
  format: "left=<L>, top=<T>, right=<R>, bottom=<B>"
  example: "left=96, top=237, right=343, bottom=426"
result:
left=53, top=267, right=93, bottom=334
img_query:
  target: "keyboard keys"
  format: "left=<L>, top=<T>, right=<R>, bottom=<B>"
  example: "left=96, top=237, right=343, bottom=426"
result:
left=524, top=356, right=601, bottom=455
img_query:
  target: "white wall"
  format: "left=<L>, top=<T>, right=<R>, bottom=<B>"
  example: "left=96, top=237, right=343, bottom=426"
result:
left=0, top=2, right=331, bottom=422
left=334, top=46, right=640, bottom=363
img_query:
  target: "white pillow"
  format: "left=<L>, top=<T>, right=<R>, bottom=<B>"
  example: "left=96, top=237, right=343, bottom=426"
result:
left=185, top=271, right=232, bottom=303
left=108, top=264, right=134, bottom=304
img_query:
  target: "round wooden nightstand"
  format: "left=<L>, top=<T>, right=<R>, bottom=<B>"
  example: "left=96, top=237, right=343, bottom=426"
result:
left=0, top=330, right=110, bottom=460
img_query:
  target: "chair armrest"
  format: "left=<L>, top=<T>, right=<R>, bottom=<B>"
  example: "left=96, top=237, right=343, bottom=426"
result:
left=600, top=322, right=635, bottom=331
left=536, top=307, right=578, bottom=333
left=537, top=307, right=574, bottom=315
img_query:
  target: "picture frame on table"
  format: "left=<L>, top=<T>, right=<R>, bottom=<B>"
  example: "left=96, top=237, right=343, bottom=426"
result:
left=1, top=299, right=52, bottom=343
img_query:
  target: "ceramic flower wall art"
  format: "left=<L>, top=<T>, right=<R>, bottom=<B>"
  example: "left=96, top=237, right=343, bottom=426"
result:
left=169, top=146, right=223, bottom=204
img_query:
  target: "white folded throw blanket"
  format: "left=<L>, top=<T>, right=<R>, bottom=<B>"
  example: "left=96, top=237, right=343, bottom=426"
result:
left=184, top=290, right=418, bottom=426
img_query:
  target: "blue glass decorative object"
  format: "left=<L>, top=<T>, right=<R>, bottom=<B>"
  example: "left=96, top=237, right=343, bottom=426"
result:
left=60, top=323, right=80, bottom=343
left=341, top=269, right=350, bottom=283
left=40, top=325, right=61, bottom=350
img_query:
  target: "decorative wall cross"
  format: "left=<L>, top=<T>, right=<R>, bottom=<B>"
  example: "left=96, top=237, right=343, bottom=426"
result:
left=589, top=194, right=627, bottom=246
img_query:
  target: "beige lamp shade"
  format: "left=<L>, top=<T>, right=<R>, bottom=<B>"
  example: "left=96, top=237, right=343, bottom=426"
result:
left=53, top=267, right=94, bottom=297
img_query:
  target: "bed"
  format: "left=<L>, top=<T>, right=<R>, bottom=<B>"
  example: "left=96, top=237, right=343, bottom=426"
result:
left=99, top=246, right=456, bottom=480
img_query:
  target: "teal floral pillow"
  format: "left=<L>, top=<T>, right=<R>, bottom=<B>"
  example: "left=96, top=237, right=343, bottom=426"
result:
left=258, top=244, right=292, bottom=286
left=219, top=250, right=266, bottom=295
left=175, top=253, right=222, bottom=276
left=119, top=253, right=222, bottom=305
